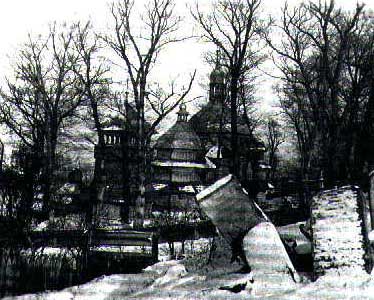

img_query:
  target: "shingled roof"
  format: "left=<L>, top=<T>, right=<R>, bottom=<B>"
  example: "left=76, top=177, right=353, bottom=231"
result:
left=155, top=105, right=202, bottom=151
left=189, top=100, right=266, bottom=153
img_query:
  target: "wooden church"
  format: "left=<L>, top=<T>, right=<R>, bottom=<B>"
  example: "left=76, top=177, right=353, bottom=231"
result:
left=149, top=103, right=213, bottom=213
left=93, top=56, right=268, bottom=219
left=148, top=56, right=268, bottom=212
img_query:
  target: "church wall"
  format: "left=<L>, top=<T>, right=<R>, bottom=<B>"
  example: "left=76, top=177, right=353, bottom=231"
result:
left=171, top=149, right=197, bottom=161
left=171, top=168, right=200, bottom=183
left=148, top=193, right=197, bottom=212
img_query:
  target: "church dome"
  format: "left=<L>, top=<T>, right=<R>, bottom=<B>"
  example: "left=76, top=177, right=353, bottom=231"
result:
left=209, top=49, right=225, bottom=83
left=189, top=103, right=225, bottom=141
left=189, top=99, right=264, bottom=157
left=209, top=65, right=225, bottom=83
left=155, top=104, right=203, bottom=162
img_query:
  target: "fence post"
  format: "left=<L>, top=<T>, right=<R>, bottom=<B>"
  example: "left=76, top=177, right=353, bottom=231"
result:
left=151, top=233, right=158, bottom=263
left=319, top=171, right=324, bottom=190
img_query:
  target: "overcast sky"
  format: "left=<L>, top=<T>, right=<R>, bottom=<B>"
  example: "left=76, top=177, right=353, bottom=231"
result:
left=0, top=0, right=372, bottom=156
left=0, top=0, right=369, bottom=93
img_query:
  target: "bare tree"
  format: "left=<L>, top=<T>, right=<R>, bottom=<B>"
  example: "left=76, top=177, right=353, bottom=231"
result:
left=72, top=21, right=111, bottom=194
left=0, top=23, right=85, bottom=212
left=107, top=76, right=197, bottom=148
left=342, top=13, right=374, bottom=179
left=277, top=82, right=317, bottom=181
left=144, top=77, right=197, bottom=147
left=265, top=1, right=365, bottom=184
left=237, top=73, right=261, bottom=136
left=73, top=22, right=110, bottom=147
left=103, top=0, right=196, bottom=227
left=71, top=21, right=113, bottom=261
left=191, top=0, right=266, bottom=176
left=263, top=116, right=284, bottom=181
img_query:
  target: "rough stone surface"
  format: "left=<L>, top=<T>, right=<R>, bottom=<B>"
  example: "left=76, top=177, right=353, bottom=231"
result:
left=243, top=222, right=300, bottom=284
left=311, top=186, right=367, bottom=278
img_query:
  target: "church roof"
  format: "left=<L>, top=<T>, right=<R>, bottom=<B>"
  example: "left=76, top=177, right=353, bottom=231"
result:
left=101, top=102, right=152, bottom=133
left=155, top=121, right=202, bottom=150
left=189, top=101, right=253, bottom=136
left=155, top=105, right=202, bottom=151
left=188, top=100, right=266, bottom=155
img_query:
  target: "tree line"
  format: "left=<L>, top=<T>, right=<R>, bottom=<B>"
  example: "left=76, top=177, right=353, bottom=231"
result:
left=267, top=1, right=374, bottom=186
left=0, top=0, right=373, bottom=229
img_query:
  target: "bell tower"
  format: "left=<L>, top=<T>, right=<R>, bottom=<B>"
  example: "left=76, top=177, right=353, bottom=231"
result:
left=209, top=50, right=225, bottom=104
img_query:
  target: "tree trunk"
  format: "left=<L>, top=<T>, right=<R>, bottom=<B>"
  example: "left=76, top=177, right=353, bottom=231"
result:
left=134, top=80, right=146, bottom=228
left=230, top=74, right=239, bottom=177
left=121, top=131, right=130, bottom=223
left=44, top=116, right=58, bottom=215
left=90, top=97, right=104, bottom=146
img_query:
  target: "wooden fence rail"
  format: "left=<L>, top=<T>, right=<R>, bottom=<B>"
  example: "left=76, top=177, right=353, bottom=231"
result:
left=0, top=229, right=159, bottom=263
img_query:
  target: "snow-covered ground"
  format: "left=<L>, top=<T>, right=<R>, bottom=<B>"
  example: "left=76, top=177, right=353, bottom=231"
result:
left=6, top=261, right=374, bottom=299
left=5, top=229, right=374, bottom=300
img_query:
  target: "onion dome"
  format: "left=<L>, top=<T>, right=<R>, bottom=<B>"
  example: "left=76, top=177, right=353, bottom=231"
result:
left=209, top=66, right=225, bottom=83
left=209, top=50, right=225, bottom=84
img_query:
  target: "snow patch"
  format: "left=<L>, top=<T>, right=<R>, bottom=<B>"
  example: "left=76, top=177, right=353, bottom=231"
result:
left=152, top=160, right=212, bottom=169
left=151, top=264, right=187, bottom=287
left=369, top=230, right=374, bottom=242
left=196, top=174, right=232, bottom=202
left=243, top=222, right=300, bottom=284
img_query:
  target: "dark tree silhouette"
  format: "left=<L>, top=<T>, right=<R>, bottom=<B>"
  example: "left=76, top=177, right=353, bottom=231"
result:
left=264, top=117, right=284, bottom=181
left=103, top=0, right=196, bottom=227
left=0, top=23, right=86, bottom=212
left=191, top=0, right=266, bottom=176
left=265, top=1, right=370, bottom=184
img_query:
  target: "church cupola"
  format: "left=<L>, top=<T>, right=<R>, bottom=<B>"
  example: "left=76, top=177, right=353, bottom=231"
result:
left=177, top=103, right=189, bottom=122
left=209, top=50, right=225, bottom=104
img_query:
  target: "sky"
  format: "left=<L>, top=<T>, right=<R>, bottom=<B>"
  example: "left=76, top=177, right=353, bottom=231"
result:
left=0, top=0, right=369, bottom=94
left=0, top=0, right=372, bottom=157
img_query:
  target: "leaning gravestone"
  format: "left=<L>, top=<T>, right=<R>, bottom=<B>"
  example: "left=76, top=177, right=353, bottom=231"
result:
left=196, top=174, right=300, bottom=285
left=310, top=186, right=370, bottom=279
